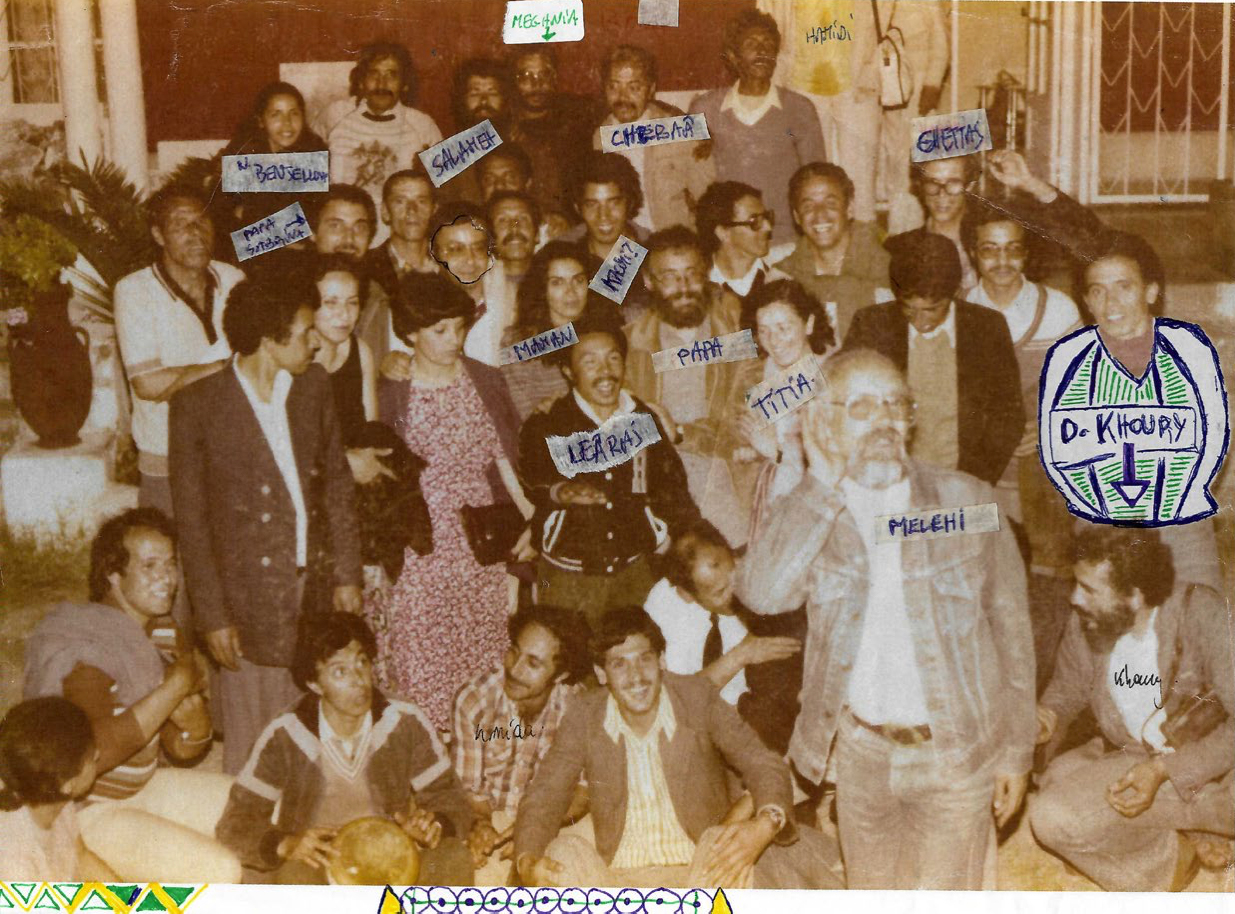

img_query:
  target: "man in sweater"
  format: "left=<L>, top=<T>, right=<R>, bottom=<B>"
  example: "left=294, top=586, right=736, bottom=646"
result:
left=692, top=8, right=826, bottom=246
left=216, top=613, right=473, bottom=884
left=695, top=181, right=784, bottom=299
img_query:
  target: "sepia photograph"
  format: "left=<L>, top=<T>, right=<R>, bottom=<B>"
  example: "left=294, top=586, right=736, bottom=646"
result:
left=0, top=0, right=1231, bottom=908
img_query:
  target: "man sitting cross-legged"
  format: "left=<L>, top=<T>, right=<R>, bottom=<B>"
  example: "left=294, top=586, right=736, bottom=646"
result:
left=216, top=613, right=474, bottom=885
left=513, top=608, right=841, bottom=889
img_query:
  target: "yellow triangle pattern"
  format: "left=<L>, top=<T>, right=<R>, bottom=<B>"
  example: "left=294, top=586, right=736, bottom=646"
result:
left=0, top=885, right=207, bottom=914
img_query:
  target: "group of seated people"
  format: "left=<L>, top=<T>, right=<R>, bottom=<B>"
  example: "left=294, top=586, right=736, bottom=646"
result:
left=0, top=7, right=1231, bottom=894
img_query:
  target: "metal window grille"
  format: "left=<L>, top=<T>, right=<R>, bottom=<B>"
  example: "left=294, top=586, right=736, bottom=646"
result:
left=0, top=0, right=59, bottom=105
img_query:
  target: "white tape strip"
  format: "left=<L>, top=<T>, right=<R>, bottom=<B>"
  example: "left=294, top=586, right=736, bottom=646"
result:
left=230, top=202, right=312, bottom=262
left=875, top=502, right=1001, bottom=544
left=589, top=235, right=648, bottom=305
left=546, top=412, right=662, bottom=479
left=499, top=322, right=578, bottom=365
left=221, top=152, right=329, bottom=193
left=638, top=0, right=679, bottom=26
left=600, top=113, right=709, bottom=153
left=910, top=108, right=994, bottom=163
left=503, top=0, right=584, bottom=44
left=418, top=120, right=503, bottom=188
left=651, top=328, right=759, bottom=373
left=743, top=354, right=822, bottom=425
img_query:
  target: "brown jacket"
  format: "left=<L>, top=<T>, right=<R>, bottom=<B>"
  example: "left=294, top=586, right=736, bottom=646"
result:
left=514, top=672, right=796, bottom=864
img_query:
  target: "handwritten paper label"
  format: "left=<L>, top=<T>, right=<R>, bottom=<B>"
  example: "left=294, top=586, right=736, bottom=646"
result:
left=418, top=120, right=503, bottom=188
left=499, top=322, right=578, bottom=365
left=503, top=0, right=585, bottom=44
left=910, top=108, right=994, bottom=163
left=589, top=236, right=648, bottom=305
left=1048, top=406, right=1197, bottom=466
left=651, top=328, right=759, bottom=373
left=744, top=354, right=822, bottom=425
left=875, top=502, right=1000, bottom=544
left=600, top=113, right=710, bottom=153
left=546, top=412, right=662, bottom=479
left=230, top=202, right=312, bottom=262
left=221, top=152, right=329, bottom=193
left=638, top=0, right=680, bottom=28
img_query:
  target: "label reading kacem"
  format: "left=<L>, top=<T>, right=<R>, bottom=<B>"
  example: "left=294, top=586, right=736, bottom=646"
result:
left=221, top=152, right=330, bottom=193
left=589, top=236, right=648, bottom=305
left=546, top=412, right=662, bottom=478
left=230, top=202, right=312, bottom=262
left=418, top=120, right=503, bottom=188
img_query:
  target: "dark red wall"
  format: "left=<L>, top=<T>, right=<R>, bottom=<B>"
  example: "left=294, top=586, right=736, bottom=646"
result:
left=136, top=0, right=752, bottom=148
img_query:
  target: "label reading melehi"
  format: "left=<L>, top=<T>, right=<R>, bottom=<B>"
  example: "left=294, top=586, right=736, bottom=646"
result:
left=499, top=322, right=578, bottom=365
left=546, top=412, right=662, bottom=479
left=589, top=235, right=648, bottom=305
left=875, top=502, right=1001, bottom=545
left=600, top=113, right=710, bottom=152
left=910, top=108, right=994, bottom=163
left=230, top=202, right=312, bottom=262
left=221, top=151, right=329, bottom=193
left=744, top=354, right=822, bottom=425
left=418, top=120, right=503, bottom=188
left=503, top=0, right=585, bottom=44
left=651, top=328, right=759, bottom=373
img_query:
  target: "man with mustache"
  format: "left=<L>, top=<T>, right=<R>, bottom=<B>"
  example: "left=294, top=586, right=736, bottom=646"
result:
left=517, top=308, right=700, bottom=628
left=738, top=348, right=1035, bottom=888
left=692, top=9, right=826, bottom=245
left=452, top=57, right=511, bottom=133
left=1031, top=527, right=1233, bottom=891
left=366, top=169, right=437, bottom=301
left=591, top=45, right=714, bottom=234
left=23, top=508, right=239, bottom=882
left=623, top=227, right=748, bottom=547
left=696, top=181, right=786, bottom=299
left=513, top=608, right=840, bottom=889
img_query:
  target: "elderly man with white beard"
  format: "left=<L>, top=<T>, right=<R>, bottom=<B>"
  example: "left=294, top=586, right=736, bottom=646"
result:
left=737, top=348, right=1035, bottom=889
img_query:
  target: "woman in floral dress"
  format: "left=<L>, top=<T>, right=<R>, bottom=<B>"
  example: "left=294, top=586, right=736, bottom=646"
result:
left=375, top=271, right=528, bottom=728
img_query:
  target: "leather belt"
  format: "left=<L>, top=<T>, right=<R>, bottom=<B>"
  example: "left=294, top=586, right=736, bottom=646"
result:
left=850, top=711, right=932, bottom=746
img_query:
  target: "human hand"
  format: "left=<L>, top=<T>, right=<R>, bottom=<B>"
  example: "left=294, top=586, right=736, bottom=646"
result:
left=698, top=816, right=775, bottom=887
left=347, top=447, right=396, bottom=485
left=1035, top=705, right=1058, bottom=745
left=1106, top=757, right=1167, bottom=818
left=279, top=827, right=338, bottom=870
left=168, top=693, right=211, bottom=738
left=738, top=413, right=778, bottom=461
left=918, top=85, right=943, bottom=116
left=800, top=407, right=845, bottom=490
left=735, top=635, right=801, bottom=667
left=467, top=818, right=503, bottom=868
left=511, top=525, right=537, bottom=562
left=381, top=351, right=414, bottom=381
left=204, top=627, right=243, bottom=672
left=333, top=585, right=363, bottom=615
left=517, top=853, right=566, bottom=887
left=987, top=150, right=1056, bottom=203
left=394, top=800, right=442, bottom=849
left=553, top=481, right=607, bottom=506
left=993, top=771, right=1029, bottom=828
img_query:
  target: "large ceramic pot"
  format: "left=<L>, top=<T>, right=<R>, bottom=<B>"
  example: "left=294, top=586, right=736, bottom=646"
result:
left=7, top=283, right=93, bottom=448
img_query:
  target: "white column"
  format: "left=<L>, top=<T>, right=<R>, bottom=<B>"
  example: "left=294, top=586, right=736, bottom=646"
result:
left=99, top=0, right=149, bottom=190
left=53, top=0, right=103, bottom=166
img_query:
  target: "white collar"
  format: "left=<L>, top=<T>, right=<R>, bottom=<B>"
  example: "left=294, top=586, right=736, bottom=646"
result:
left=572, top=388, right=637, bottom=427
left=318, top=706, right=374, bottom=759
left=603, top=688, right=675, bottom=744
left=721, top=84, right=782, bottom=125
left=710, top=258, right=768, bottom=297
left=908, top=301, right=956, bottom=346
left=233, top=361, right=293, bottom=407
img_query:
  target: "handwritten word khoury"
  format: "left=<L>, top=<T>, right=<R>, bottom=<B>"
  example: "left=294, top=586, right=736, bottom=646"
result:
left=805, top=19, right=852, bottom=42
left=916, top=121, right=988, bottom=157
left=749, top=371, right=814, bottom=420
left=1059, top=410, right=1191, bottom=446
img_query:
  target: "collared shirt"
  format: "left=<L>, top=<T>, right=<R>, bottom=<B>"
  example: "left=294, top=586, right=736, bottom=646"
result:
left=965, top=278, right=1081, bottom=346
left=643, top=578, right=750, bottom=705
left=720, top=83, right=783, bottom=127
left=709, top=258, right=775, bottom=298
left=907, top=300, right=956, bottom=347
left=313, top=708, right=379, bottom=829
left=1107, top=608, right=1169, bottom=752
left=605, top=691, right=697, bottom=868
left=573, top=388, right=638, bottom=427
left=841, top=476, right=932, bottom=726
left=233, top=363, right=307, bottom=565
left=451, top=666, right=578, bottom=815
left=319, top=707, right=375, bottom=769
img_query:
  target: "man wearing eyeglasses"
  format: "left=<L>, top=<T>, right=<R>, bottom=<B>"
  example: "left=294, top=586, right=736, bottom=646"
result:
left=696, top=181, right=787, bottom=299
left=738, top=347, right=1035, bottom=888
left=774, top=162, right=891, bottom=340
left=843, top=231, right=1023, bottom=488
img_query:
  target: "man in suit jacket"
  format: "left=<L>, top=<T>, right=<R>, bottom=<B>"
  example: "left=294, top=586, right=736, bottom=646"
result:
left=513, top=608, right=840, bottom=889
left=843, top=231, right=1023, bottom=487
left=170, top=274, right=362, bottom=775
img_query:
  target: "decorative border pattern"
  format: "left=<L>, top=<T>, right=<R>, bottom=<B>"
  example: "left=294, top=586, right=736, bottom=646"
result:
left=391, top=887, right=725, bottom=914
left=0, top=883, right=206, bottom=914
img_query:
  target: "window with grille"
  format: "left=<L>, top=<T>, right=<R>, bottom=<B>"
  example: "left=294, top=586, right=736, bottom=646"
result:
left=1, top=0, right=59, bottom=104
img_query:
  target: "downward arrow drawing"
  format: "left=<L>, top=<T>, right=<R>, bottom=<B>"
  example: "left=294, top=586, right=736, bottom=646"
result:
left=542, top=22, right=556, bottom=40
left=1111, top=441, right=1151, bottom=508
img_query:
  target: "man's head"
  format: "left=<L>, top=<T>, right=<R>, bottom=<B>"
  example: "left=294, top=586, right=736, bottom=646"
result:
left=381, top=169, right=435, bottom=244
left=476, top=144, right=534, bottom=202
left=573, top=153, right=643, bottom=249
left=602, top=45, right=658, bottom=123
left=515, top=241, right=602, bottom=331
left=887, top=231, right=962, bottom=333
left=663, top=520, right=736, bottom=613
left=89, top=507, right=177, bottom=619
left=503, top=605, right=586, bottom=705
left=1079, top=231, right=1163, bottom=341
left=1071, top=527, right=1174, bottom=647
left=147, top=186, right=214, bottom=272
left=223, top=275, right=321, bottom=372
left=644, top=226, right=709, bottom=330
left=349, top=42, right=415, bottom=114
left=293, top=612, right=378, bottom=718
left=911, top=156, right=980, bottom=226
left=590, top=607, right=668, bottom=719
left=452, top=57, right=511, bottom=128
left=722, top=9, right=781, bottom=84
left=558, top=307, right=628, bottom=410
left=964, top=202, right=1029, bottom=293
left=790, top=162, right=855, bottom=253
left=429, top=202, right=493, bottom=286
left=487, top=191, right=540, bottom=268
left=510, top=47, right=558, bottom=114
left=391, top=271, right=477, bottom=366
left=0, top=697, right=98, bottom=807
left=696, top=181, right=772, bottom=260
left=805, top=348, right=914, bottom=488
left=313, top=184, right=377, bottom=262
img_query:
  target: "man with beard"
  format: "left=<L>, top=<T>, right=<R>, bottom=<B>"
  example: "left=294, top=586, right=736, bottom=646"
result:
left=366, top=169, right=437, bottom=301
left=843, top=231, right=1023, bottom=487
left=692, top=9, right=826, bottom=245
left=322, top=42, right=442, bottom=217
left=592, top=45, right=714, bottom=234
left=463, top=191, right=540, bottom=367
left=1031, top=527, right=1233, bottom=891
left=774, top=162, right=890, bottom=341
left=517, top=308, right=700, bottom=628
left=445, top=58, right=514, bottom=205
left=623, top=226, right=748, bottom=547
left=738, top=348, right=1034, bottom=888
left=695, top=181, right=785, bottom=299
left=216, top=613, right=473, bottom=885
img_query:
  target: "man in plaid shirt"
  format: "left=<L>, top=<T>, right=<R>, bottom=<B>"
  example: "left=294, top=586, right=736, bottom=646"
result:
left=451, top=605, right=588, bottom=869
